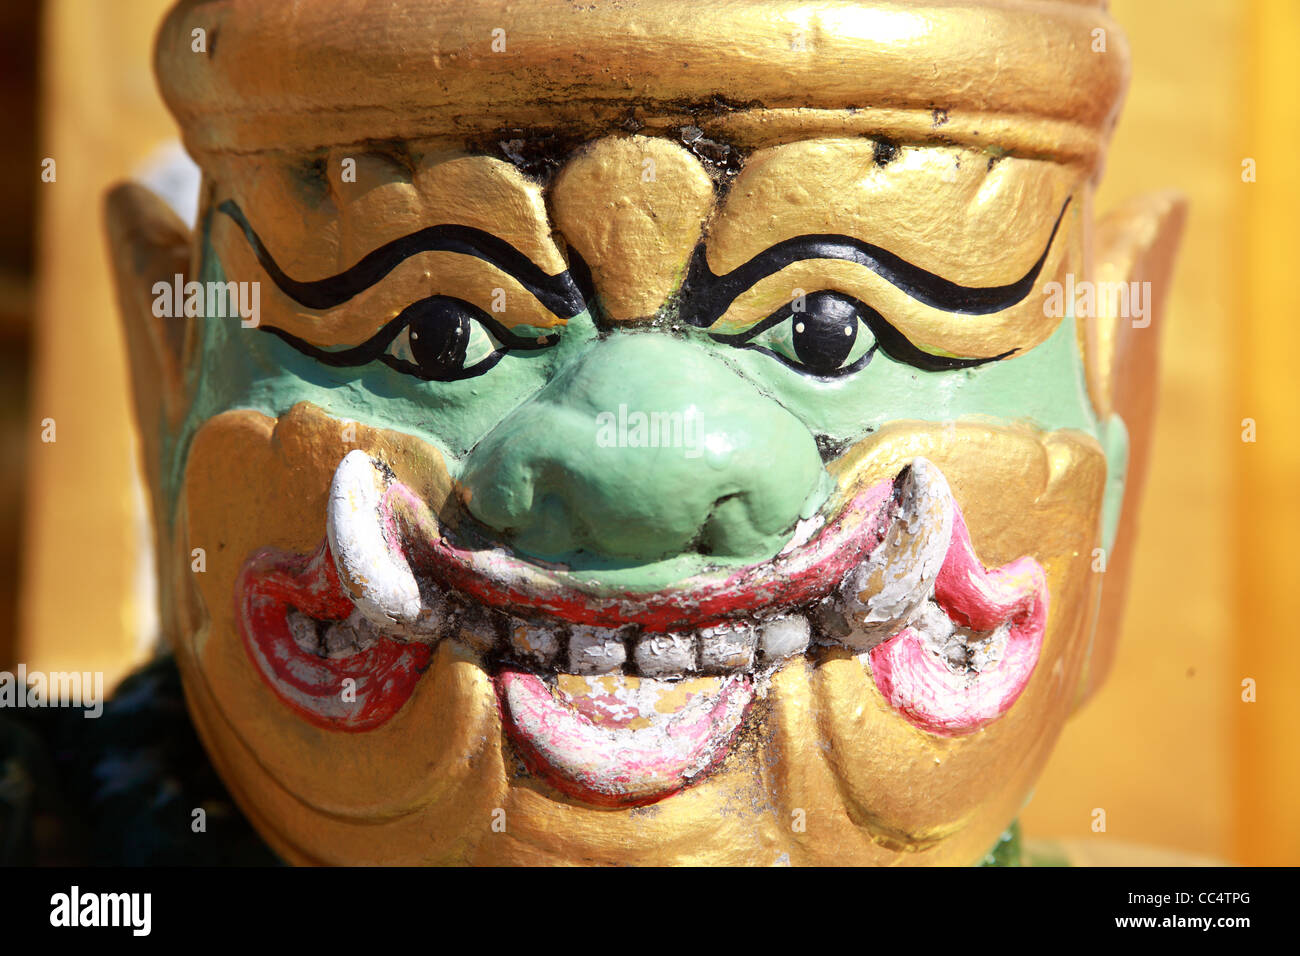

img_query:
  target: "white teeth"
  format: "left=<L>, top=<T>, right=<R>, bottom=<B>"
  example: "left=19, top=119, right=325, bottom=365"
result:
left=327, top=450, right=424, bottom=629
left=757, top=616, right=811, bottom=661
left=965, top=623, right=1009, bottom=673
left=509, top=621, right=562, bottom=667
left=456, top=604, right=502, bottom=653
left=633, top=632, right=697, bottom=678
left=698, top=622, right=757, bottom=673
left=908, top=598, right=1009, bottom=677
left=568, top=625, right=628, bottom=675
left=285, top=608, right=378, bottom=659
left=287, top=608, right=321, bottom=655
left=836, top=457, right=954, bottom=650
left=909, top=601, right=955, bottom=645
left=320, top=612, right=379, bottom=658
left=321, top=449, right=958, bottom=677
left=407, top=584, right=454, bottom=640
left=918, top=601, right=967, bottom=670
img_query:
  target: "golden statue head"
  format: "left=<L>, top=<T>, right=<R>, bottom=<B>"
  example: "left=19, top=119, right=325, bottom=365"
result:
left=106, top=0, right=1184, bottom=864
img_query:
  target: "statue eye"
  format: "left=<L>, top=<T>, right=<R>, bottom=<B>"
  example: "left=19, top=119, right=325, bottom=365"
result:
left=702, top=290, right=1019, bottom=375
left=382, top=296, right=556, bottom=382
left=384, top=297, right=497, bottom=380
left=719, top=291, right=878, bottom=378
left=262, top=294, right=559, bottom=382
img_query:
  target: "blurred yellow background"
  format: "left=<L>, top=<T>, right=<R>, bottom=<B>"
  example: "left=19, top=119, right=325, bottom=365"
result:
left=1, top=0, right=1295, bottom=864
left=1021, top=0, right=1299, bottom=867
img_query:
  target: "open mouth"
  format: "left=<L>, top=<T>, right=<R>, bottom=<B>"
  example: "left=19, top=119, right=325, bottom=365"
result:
left=235, top=451, right=1048, bottom=806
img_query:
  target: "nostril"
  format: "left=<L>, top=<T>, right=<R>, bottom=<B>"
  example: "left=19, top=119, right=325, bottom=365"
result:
left=691, top=493, right=741, bottom=557
left=697, top=491, right=764, bottom=559
left=525, top=492, right=582, bottom=557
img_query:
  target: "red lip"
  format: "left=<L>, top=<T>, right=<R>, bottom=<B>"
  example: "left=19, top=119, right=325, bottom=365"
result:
left=234, top=450, right=1050, bottom=787
left=396, top=478, right=895, bottom=632
left=231, top=477, right=895, bottom=738
left=236, top=542, right=431, bottom=731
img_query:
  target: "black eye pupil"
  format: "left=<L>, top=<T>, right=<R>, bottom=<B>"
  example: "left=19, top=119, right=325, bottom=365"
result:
left=407, top=298, right=470, bottom=377
left=792, top=293, right=858, bottom=375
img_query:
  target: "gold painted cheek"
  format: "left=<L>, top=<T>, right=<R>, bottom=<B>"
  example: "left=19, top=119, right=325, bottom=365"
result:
left=195, top=641, right=511, bottom=866
left=807, top=422, right=1106, bottom=852
left=550, top=135, right=714, bottom=321
left=491, top=758, right=784, bottom=866
left=177, top=403, right=508, bottom=853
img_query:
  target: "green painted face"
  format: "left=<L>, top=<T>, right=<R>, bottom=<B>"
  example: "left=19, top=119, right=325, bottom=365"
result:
left=180, top=269, right=1126, bottom=588
left=138, top=132, right=1166, bottom=866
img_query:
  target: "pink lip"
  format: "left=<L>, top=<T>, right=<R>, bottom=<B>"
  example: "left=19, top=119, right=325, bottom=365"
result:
left=868, top=508, right=1049, bottom=737
left=236, top=542, right=432, bottom=731
left=496, top=670, right=754, bottom=807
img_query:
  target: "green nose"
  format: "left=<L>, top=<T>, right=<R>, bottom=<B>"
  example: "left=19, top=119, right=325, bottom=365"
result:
left=460, top=334, right=828, bottom=565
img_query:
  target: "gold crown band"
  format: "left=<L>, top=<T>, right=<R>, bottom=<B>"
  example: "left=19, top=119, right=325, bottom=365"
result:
left=157, top=0, right=1128, bottom=169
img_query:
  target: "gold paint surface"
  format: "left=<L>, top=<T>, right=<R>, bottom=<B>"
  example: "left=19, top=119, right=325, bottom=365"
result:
left=157, top=1, right=1127, bottom=170
left=1079, top=191, right=1185, bottom=696
left=1234, top=0, right=1300, bottom=867
left=551, top=136, right=714, bottom=321
left=708, top=140, right=1080, bottom=283
left=215, top=152, right=565, bottom=277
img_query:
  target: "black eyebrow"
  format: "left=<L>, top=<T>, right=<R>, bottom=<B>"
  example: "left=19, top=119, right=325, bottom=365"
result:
left=682, top=197, right=1070, bottom=327
left=216, top=200, right=587, bottom=318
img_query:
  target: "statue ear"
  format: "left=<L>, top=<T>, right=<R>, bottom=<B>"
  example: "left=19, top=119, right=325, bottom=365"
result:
left=1081, top=190, right=1188, bottom=703
left=1091, top=190, right=1189, bottom=423
left=104, top=182, right=194, bottom=505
